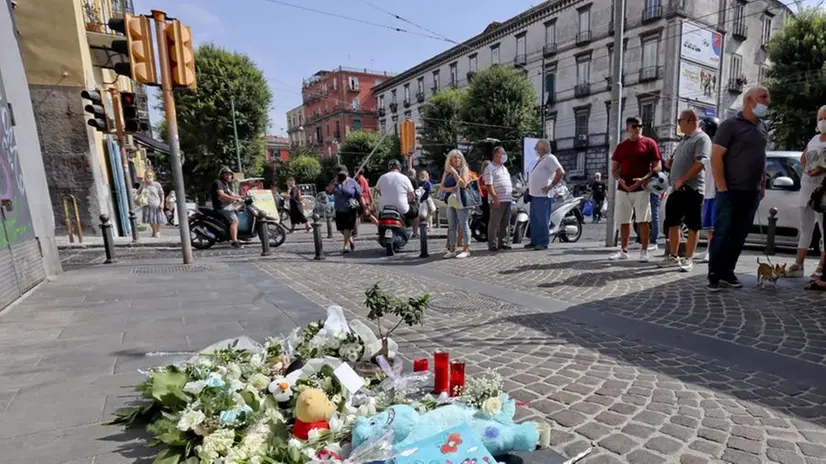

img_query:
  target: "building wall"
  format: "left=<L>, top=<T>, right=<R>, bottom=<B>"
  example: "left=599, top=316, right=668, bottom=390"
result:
left=286, top=105, right=306, bottom=145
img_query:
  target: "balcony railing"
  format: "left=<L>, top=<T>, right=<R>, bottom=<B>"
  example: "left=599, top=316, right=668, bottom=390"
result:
left=389, top=102, right=398, bottom=113
left=543, top=43, right=557, bottom=56
left=639, top=66, right=661, bottom=82
left=83, top=0, right=134, bottom=33
left=728, top=77, right=746, bottom=93
left=605, top=74, right=626, bottom=89
left=378, top=107, right=386, bottom=116
left=575, top=30, right=592, bottom=45
left=642, top=4, right=663, bottom=23
left=574, top=133, right=589, bottom=149
left=416, top=92, right=425, bottom=103
left=403, top=98, right=411, bottom=108
left=574, top=83, right=591, bottom=98
left=513, top=54, right=527, bottom=68
left=732, top=21, right=748, bottom=40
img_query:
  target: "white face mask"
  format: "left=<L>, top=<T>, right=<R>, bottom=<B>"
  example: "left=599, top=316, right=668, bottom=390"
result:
left=817, top=120, right=826, bottom=134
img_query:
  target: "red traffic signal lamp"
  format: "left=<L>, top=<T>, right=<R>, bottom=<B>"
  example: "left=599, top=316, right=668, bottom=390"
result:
left=80, top=90, right=110, bottom=132
left=120, top=92, right=147, bottom=133
left=108, top=14, right=158, bottom=85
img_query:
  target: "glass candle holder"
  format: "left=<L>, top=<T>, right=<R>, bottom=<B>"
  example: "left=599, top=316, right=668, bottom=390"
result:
left=413, top=358, right=429, bottom=372
left=449, top=361, right=465, bottom=397
left=433, top=352, right=450, bottom=394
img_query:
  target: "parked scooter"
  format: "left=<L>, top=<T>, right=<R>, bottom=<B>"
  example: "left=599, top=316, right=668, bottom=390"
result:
left=377, top=205, right=409, bottom=256
left=513, top=183, right=585, bottom=244
left=189, top=197, right=287, bottom=250
left=470, top=174, right=527, bottom=243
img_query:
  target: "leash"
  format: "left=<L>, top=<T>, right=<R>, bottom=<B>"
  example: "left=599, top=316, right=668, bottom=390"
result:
left=755, top=206, right=774, bottom=267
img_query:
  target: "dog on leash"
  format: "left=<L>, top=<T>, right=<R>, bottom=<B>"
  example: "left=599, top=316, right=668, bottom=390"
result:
left=756, top=257, right=786, bottom=288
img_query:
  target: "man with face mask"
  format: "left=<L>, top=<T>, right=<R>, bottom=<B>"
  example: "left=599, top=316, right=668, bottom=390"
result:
left=484, top=146, right=513, bottom=251
left=707, top=87, right=771, bottom=292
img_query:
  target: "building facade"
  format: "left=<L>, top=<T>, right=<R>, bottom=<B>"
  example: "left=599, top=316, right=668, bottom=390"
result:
left=265, top=136, right=291, bottom=164
left=301, top=67, right=393, bottom=159
left=12, top=0, right=153, bottom=237
left=1, top=0, right=62, bottom=311
left=372, top=0, right=790, bottom=183
left=286, top=105, right=306, bottom=146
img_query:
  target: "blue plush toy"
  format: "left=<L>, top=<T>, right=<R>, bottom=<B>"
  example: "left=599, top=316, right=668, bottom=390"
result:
left=351, top=394, right=551, bottom=457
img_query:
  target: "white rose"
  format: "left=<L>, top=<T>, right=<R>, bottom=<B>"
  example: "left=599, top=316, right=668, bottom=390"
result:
left=249, top=373, right=270, bottom=391
left=177, top=409, right=206, bottom=431
left=328, top=413, right=344, bottom=434
left=344, top=414, right=357, bottom=426
left=302, top=447, right=317, bottom=459
left=481, top=397, right=502, bottom=417
left=331, top=394, right=342, bottom=405
left=183, top=380, right=207, bottom=395
left=226, top=363, right=242, bottom=380
left=229, top=378, right=245, bottom=392
left=326, top=337, right=342, bottom=351
left=249, top=354, right=264, bottom=368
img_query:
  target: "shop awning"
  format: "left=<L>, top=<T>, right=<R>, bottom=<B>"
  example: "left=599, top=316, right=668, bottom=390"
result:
left=133, top=133, right=172, bottom=155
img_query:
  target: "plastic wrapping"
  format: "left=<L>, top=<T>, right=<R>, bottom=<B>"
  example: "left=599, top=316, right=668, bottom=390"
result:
left=309, top=306, right=352, bottom=349
left=187, top=336, right=264, bottom=363
left=307, top=429, right=397, bottom=464
left=375, top=355, right=435, bottom=399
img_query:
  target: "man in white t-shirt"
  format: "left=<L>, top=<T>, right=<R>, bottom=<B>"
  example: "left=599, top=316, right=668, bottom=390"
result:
left=525, top=138, right=565, bottom=250
left=376, top=160, right=417, bottom=219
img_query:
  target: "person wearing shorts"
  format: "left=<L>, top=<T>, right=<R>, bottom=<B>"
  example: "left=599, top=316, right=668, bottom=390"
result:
left=659, top=109, right=711, bottom=272
left=609, top=117, right=663, bottom=262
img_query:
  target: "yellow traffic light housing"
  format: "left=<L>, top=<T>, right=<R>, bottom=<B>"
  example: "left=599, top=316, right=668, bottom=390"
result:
left=167, top=20, right=197, bottom=89
left=400, top=120, right=416, bottom=155
left=108, top=14, right=157, bottom=85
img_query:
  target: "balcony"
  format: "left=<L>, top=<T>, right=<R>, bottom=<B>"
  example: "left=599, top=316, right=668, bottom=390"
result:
left=543, top=43, right=558, bottom=57
left=403, top=99, right=411, bottom=108
left=84, top=0, right=135, bottom=68
left=545, top=93, right=556, bottom=106
left=416, top=92, right=425, bottom=103
left=639, top=66, right=661, bottom=82
left=574, top=83, right=591, bottom=98
left=378, top=107, right=386, bottom=116
left=574, top=132, right=589, bottom=149
left=576, top=30, right=592, bottom=45
left=513, top=54, right=527, bottom=68
left=728, top=76, right=746, bottom=93
left=732, top=21, right=748, bottom=40
left=467, top=71, right=477, bottom=82
left=389, top=102, right=398, bottom=113
left=642, top=4, right=663, bottom=23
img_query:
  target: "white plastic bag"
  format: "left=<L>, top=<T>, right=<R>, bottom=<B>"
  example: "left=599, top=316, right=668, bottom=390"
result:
left=308, top=305, right=352, bottom=349
left=349, top=319, right=397, bottom=361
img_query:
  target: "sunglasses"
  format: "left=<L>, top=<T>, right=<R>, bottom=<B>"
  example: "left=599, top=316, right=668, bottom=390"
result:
left=629, top=124, right=642, bottom=129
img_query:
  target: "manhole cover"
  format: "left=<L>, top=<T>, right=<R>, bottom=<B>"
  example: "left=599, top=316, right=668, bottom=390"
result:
left=131, top=265, right=213, bottom=274
left=429, top=293, right=519, bottom=314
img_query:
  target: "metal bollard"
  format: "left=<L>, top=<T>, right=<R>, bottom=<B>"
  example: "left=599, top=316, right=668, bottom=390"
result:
left=419, top=222, right=429, bottom=258
left=99, top=214, right=117, bottom=264
left=260, top=221, right=272, bottom=257
left=766, top=207, right=778, bottom=256
left=325, top=208, right=333, bottom=238
left=312, top=215, right=325, bottom=260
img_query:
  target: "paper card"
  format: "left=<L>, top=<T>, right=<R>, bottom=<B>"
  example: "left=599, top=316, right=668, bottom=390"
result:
left=393, top=424, right=496, bottom=464
left=333, top=362, right=365, bottom=395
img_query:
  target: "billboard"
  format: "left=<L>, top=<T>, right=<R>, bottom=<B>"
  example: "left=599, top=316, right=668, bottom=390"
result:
left=680, top=20, right=722, bottom=68
left=676, top=101, right=717, bottom=136
left=678, top=61, right=718, bottom=105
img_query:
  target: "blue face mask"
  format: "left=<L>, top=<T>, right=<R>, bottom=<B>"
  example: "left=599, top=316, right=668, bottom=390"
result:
left=501, top=154, right=508, bottom=164
left=753, top=103, right=769, bottom=119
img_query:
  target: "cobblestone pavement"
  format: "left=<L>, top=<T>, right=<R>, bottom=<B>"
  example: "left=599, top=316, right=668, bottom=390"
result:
left=251, top=252, right=826, bottom=464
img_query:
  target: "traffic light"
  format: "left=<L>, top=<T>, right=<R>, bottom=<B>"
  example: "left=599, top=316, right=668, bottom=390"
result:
left=108, top=14, right=157, bottom=85
left=400, top=120, right=416, bottom=155
left=167, top=20, right=197, bottom=89
left=120, top=92, right=147, bottom=133
left=80, top=90, right=110, bottom=132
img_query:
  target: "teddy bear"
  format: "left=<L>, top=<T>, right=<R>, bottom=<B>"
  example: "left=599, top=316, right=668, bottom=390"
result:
left=351, top=394, right=551, bottom=457
left=292, top=388, right=337, bottom=440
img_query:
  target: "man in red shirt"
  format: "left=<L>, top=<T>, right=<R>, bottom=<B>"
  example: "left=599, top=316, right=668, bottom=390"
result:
left=609, top=116, right=663, bottom=262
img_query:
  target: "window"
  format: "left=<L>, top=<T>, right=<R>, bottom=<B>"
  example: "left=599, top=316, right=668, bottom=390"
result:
left=544, top=64, right=556, bottom=105
left=469, top=54, right=477, bottom=72
left=391, top=90, right=397, bottom=104
left=575, top=152, right=586, bottom=173
left=641, top=101, right=656, bottom=138
left=349, top=76, right=359, bottom=90
left=545, top=21, right=556, bottom=44
left=404, top=84, right=410, bottom=102
left=758, top=66, right=766, bottom=85
left=326, top=124, right=330, bottom=137
left=335, top=120, right=340, bottom=137
left=433, top=70, right=440, bottom=90
left=642, top=38, right=658, bottom=68
left=765, top=158, right=798, bottom=189
left=575, top=108, right=589, bottom=136
left=762, top=15, right=773, bottom=45
left=545, top=116, right=556, bottom=139
left=578, top=9, right=590, bottom=33
left=576, top=58, right=590, bottom=85
left=491, top=44, right=500, bottom=64
left=321, top=82, right=327, bottom=93
left=380, top=119, right=386, bottom=134
left=333, top=79, right=337, bottom=90
left=353, top=119, right=362, bottom=130
left=734, top=2, right=745, bottom=24
left=379, top=94, right=385, bottom=109
left=730, top=54, right=742, bottom=78
left=352, top=98, right=360, bottom=111
left=449, top=63, right=458, bottom=86
left=394, top=122, right=398, bottom=136
left=516, top=34, right=526, bottom=58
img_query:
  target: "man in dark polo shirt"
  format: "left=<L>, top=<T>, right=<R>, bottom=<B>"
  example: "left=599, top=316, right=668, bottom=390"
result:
left=707, top=87, right=771, bottom=291
left=609, top=116, right=663, bottom=263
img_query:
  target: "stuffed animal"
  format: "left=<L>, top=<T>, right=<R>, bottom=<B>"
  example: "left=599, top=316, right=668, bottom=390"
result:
left=293, top=388, right=337, bottom=440
left=351, top=394, right=551, bottom=457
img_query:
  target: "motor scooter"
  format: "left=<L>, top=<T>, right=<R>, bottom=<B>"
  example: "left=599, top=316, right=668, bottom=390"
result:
left=513, top=183, right=585, bottom=244
left=189, top=197, right=288, bottom=250
left=377, top=205, right=409, bottom=256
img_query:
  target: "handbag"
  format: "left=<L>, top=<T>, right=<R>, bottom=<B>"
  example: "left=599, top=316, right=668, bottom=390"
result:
left=459, top=179, right=482, bottom=209
left=810, top=178, right=826, bottom=213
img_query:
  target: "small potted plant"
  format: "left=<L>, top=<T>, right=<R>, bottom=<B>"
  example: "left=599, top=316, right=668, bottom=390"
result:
left=84, top=2, right=103, bottom=32
left=364, top=282, right=429, bottom=362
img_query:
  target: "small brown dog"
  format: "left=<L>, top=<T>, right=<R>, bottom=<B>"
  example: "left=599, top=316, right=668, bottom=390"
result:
left=757, top=258, right=786, bottom=288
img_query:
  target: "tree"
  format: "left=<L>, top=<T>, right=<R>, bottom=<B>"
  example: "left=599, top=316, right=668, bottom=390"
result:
left=419, top=88, right=466, bottom=175
left=460, top=66, right=540, bottom=171
left=276, top=155, right=321, bottom=187
left=160, top=44, right=272, bottom=200
left=364, top=282, right=429, bottom=360
left=765, top=8, right=826, bottom=149
left=316, top=156, right=340, bottom=191
left=338, top=130, right=400, bottom=183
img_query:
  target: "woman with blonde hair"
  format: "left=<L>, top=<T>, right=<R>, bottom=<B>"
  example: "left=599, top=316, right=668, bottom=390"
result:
left=800, top=105, right=826, bottom=290
left=440, top=149, right=472, bottom=258
left=137, top=170, right=164, bottom=237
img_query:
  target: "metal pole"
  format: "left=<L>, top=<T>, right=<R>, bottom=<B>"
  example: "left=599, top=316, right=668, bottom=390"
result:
left=100, top=214, right=117, bottom=264
left=605, top=0, right=626, bottom=247
left=231, top=96, right=242, bottom=173
left=152, top=9, right=194, bottom=264
left=766, top=207, right=778, bottom=256
left=110, top=88, right=140, bottom=243
left=419, top=222, right=429, bottom=258
left=540, top=55, right=546, bottom=138
left=259, top=220, right=271, bottom=257
left=312, top=215, right=325, bottom=260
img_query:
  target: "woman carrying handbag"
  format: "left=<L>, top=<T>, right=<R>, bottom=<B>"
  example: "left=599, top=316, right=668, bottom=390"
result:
left=439, top=149, right=479, bottom=259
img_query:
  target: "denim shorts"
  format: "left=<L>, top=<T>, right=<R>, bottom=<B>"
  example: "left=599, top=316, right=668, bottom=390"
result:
left=701, top=198, right=716, bottom=230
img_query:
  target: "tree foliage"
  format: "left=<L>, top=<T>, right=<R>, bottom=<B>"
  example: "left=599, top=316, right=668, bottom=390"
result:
left=419, top=88, right=466, bottom=172
left=275, top=155, right=321, bottom=187
left=460, top=66, right=539, bottom=171
left=160, top=44, right=272, bottom=200
left=338, top=131, right=402, bottom=183
left=766, top=8, right=826, bottom=149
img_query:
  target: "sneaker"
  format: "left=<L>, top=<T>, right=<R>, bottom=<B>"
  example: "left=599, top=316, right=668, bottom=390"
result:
left=524, top=243, right=536, bottom=249
left=657, top=255, right=681, bottom=268
left=533, top=245, right=548, bottom=251
left=703, top=254, right=710, bottom=263
left=456, top=251, right=470, bottom=259
left=350, top=241, right=355, bottom=251
left=679, top=259, right=694, bottom=272
left=720, top=275, right=743, bottom=289
left=500, top=244, right=512, bottom=250
left=648, top=243, right=659, bottom=252
left=707, top=281, right=722, bottom=292
left=342, top=247, right=350, bottom=254
left=639, top=250, right=650, bottom=263
left=609, top=250, right=629, bottom=260
left=813, top=265, right=824, bottom=279
left=231, top=241, right=242, bottom=249
left=443, top=251, right=457, bottom=259
left=786, top=263, right=804, bottom=278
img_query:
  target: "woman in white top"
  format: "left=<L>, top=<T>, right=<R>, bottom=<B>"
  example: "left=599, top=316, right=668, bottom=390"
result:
left=137, top=170, right=165, bottom=237
left=792, top=105, right=826, bottom=280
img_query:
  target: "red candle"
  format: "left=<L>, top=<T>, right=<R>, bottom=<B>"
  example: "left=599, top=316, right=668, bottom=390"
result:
left=433, top=352, right=450, bottom=394
left=413, top=358, right=429, bottom=372
left=449, top=361, right=465, bottom=396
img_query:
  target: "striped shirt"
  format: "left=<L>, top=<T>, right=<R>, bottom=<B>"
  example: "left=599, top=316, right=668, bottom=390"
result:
left=483, top=162, right=513, bottom=202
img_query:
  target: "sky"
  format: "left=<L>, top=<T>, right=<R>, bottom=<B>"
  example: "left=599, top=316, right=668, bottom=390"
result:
left=132, top=0, right=542, bottom=138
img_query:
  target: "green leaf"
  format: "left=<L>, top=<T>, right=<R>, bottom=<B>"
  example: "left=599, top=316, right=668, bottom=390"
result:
left=151, top=371, right=190, bottom=405
left=153, top=447, right=183, bottom=464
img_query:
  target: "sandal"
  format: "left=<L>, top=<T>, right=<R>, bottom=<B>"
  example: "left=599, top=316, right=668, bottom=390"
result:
left=804, top=280, right=826, bottom=291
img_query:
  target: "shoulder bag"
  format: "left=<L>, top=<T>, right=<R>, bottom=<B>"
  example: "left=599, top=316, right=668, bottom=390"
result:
left=459, top=178, right=482, bottom=209
left=809, top=176, right=826, bottom=214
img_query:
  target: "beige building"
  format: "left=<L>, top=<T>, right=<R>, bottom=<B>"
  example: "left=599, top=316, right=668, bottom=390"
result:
left=286, top=104, right=306, bottom=146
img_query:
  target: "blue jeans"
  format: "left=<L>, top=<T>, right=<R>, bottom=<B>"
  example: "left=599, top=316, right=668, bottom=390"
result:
left=529, top=196, right=553, bottom=248
left=447, top=206, right=471, bottom=248
left=635, top=193, right=660, bottom=245
left=708, top=190, right=760, bottom=282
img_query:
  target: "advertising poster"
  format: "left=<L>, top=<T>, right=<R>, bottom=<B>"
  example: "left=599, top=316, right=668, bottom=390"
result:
left=676, top=101, right=717, bottom=136
left=678, top=61, right=718, bottom=106
left=680, top=20, right=722, bottom=68
left=247, top=189, right=278, bottom=219
left=522, top=137, right=540, bottom=182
